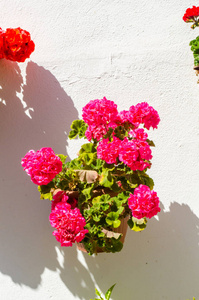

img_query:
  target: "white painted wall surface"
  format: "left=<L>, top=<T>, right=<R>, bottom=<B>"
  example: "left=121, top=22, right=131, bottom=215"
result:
left=0, top=0, right=199, bottom=299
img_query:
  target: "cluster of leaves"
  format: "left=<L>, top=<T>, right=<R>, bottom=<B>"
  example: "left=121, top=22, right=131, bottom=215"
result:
left=38, top=119, right=155, bottom=255
left=81, top=192, right=130, bottom=255
left=90, top=284, right=116, bottom=300
left=190, top=36, right=199, bottom=66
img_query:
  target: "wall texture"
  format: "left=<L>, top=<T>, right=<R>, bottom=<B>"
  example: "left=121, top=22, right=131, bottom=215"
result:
left=0, top=0, right=199, bottom=299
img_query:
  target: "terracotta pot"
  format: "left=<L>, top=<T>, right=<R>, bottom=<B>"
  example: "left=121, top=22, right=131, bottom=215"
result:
left=193, top=65, right=199, bottom=75
left=76, top=215, right=129, bottom=254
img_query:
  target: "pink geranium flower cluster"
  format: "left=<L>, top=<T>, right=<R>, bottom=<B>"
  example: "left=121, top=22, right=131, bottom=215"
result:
left=49, top=200, right=88, bottom=247
left=83, top=98, right=160, bottom=171
left=128, top=184, right=160, bottom=219
left=51, top=191, right=77, bottom=210
left=97, top=135, right=152, bottom=171
left=82, top=97, right=118, bottom=126
left=21, top=147, right=62, bottom=185
left=129, top=128, right=148, bottom=140
left=97, top=136, right=121, bottom=164
left=83, top=98, right=160, bottom=142
left=83, top=97, right=120, bottom=141
left=129, top=102, right=160, bottom=130
left=119, top=138, right=152, bottom=171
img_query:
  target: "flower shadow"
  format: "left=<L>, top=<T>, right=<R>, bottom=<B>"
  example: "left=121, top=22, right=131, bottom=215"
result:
left=0, top=59, right=23, bottom=107
left=61, top=202, right=199, bottom=300
left=0, top=60, right=80, bottom=288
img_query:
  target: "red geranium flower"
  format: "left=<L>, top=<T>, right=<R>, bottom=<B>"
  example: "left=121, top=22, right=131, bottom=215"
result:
left=183, top=6, right=199, bottom=23
left=0, top=28, right=4, bottom=59
left=3, top=27, right=35, bottom=62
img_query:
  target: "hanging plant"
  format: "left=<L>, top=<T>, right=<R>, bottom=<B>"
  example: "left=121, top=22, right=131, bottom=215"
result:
left=21, top=97, right=161, bottom=255
left=183, top=6, right=199, bottom=80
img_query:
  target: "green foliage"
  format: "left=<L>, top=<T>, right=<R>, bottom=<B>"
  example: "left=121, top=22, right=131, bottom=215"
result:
left=106, top=212, right=121, bottom=228
left=57, top=154, right=67, bottom=163
left=128, top=217, right=147, bottom=232
left=190, top=36, right=199, bottom=66
left=69, top=120, right=88, bottom=139
left=90, top=284, right=116, bottom=300
left=38, top=182, right=54, bottom=200
left=37, top=115, right=157, bottom=255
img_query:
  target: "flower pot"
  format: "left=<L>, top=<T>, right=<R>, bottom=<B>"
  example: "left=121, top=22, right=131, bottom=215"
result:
left=193, top=65, right=199, bottom=75
left=193, top=65, right=199, bottom=83
left=76, top=215, right=129, bottom=253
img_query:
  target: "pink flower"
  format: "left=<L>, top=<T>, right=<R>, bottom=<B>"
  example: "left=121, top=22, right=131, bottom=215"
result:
left=119, top=138, right=152, bottom=171
left=49, top=202, right=88, bottom=247
left=82, top=97, right=119, bottom=127
left=21, top=147, right=62, bottom=185
left=97, top=136, right=121, bottom=164
left=129, top=128, right=148, bottom=141
left=129, top=102, right=160, bottom=130
left=128, top=184, right=160, bottom=219
left=85, top=124, right=107, bottom=141
left=85, top=121, right=119, bottom=142
left=118, top=110, right=138, bottom=127
left=51, top=192, right=77, bottom=211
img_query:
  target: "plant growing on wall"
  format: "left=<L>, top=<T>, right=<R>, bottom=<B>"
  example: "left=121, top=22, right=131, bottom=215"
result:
left=21, top=97, right=161, bottom=255
left=0, top=27, right=35, bottom=62
left=90, top=284, right=116, bottom=300
left=183, top=6, right=199, bottom=80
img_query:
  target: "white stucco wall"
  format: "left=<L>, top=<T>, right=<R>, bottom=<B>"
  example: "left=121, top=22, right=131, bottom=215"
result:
left=0, top=0, right=199, bottom=299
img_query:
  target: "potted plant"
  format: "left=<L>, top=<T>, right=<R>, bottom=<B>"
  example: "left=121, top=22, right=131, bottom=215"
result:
left=183, top=6, right=199, bottom=79
left=21, top=97, right=161, bottom=255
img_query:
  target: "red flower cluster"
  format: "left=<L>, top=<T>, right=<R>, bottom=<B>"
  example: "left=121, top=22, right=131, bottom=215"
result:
left=183, top=6, right=199, bottom=23
left=0, top=27, right=35, bottom=62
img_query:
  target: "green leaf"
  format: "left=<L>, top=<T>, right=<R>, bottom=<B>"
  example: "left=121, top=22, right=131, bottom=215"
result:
left=106, top=212, right=121, bottom=228
left=79, top=143, right=95, bottom=154
left=108, top=239, right=123, bottom=252
left=57, top=154, right=67, bottom=163
left=138, top=173, right=154, bottom=190
left=91, top=159, right=105, bottom=172
left=95, top=288, right=103, bottom=299
left=69, top=120, right=87, bottom=139
left=81, top=153, right=96, bottom=165
left=127, top=217, right=147, bottom=232
left=82, top=185, right=94, bottom=200
left=146, top=139, right=155, bottom=147
left=40, top=192, right=53, bottom=200
left=93, top=214, right=101, bottom=222
left=38, top=181, right=54, bottom=198
left=99, top=169, right=118, bottom=190
left=105, top=284, right=116, bottom=300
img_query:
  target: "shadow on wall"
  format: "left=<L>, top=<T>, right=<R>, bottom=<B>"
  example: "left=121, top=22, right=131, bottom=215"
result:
left=58, top=202, right=199, bottom=300
left=0, top=59, right=79, bottom=288
left=0, top=59, right=199, bottom=300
